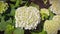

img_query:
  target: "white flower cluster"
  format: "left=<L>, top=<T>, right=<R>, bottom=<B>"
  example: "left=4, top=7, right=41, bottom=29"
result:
left=0, top=1, right=8, bottom=14
left=49, top=0, right=60, bottom=15
left=44, top=15, right=60, bottom=34
left=15, top=6, right=40, bottom=30
left=52, top=15, right=60, bottom=30
left=44, top=20, right=60, bottom=34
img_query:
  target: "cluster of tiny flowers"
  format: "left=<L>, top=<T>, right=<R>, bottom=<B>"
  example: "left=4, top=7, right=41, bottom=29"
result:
left=15, top=6, right=40, bottom=30
left=49, top=0, right=60, bottom=15
left=44, top=20, right=60, bottom=34
left=52, top=15, right=60, bottom=30
left=40, top=8, right=49, bottom=16
left=0, top=1, right=8, bottom=14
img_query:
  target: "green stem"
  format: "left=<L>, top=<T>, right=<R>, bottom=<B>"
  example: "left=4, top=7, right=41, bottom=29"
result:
left=15, top=0, right=20, bottom=7
left=25, top=1, right=28, bottom=6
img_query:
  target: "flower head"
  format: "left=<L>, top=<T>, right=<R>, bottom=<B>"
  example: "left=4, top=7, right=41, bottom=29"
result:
left=0, top=1, right=8, bottom=14
left=15, top=6, right=40, bottom=30
left=49, top=0, right=60, bottom=15
left=44, top=20, right=59, bottom=34
left=53, top=15, right=60, bottom=30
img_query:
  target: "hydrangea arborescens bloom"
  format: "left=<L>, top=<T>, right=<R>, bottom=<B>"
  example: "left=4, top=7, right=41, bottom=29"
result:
left=49, top=0, right=60, bottom=15
left=44, top=20, right=60, bottom=34
left=53, top=15, right=60, bottom=30
left=0, top=1, right=8, bottom=14
left=15, top=6, right=40, bottom=30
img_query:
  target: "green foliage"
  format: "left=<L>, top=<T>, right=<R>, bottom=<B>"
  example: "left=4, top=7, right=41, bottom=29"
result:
left=4, top=24, right=14, bottom=34
left=41, top=13, right=48, bottom=20
left=10, top=0, right=23, bottom=5
left=10, top=4, right=15, bottom=9
left=0, top=15, right=13, bottom=31
left=10, top=8, right=15, bottom=16
left=31, top=30, right=47, bottom=34
left=10, top=0, right=16, bottom=2
left=15, top=0, right=20, bottom=7
left=0, top=22, right=7, bottom=31
left=39, top=30, right=47, bottom=34
left=6, top=18, right=12, bottom=23
left=0, top=16, right=6, bottom=31
left=49, top=9, right=55, bottom=20
left=13, top=28, right=24, bottom=34
left=31, top=32, right=39, bottom=34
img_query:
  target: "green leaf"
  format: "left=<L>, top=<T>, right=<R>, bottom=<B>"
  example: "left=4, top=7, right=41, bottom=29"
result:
left=10, top=4, right=15, bottom=9
left=4, top=24, right=14, bottom=34
left=0, top=16, right=5, bottom=23
left=31, top=32, right=39, bottom=34
left=41, top=13, right=49, bottom=20
left=6, top=18, right=12, bottom=23
left=0, top=16, right=7, bottom=31
left=19, top=0, right=23, bottom=4
left=13, top=28, right=24, bottom=34
left=10, top=8, right=15, bottom=16
left=12, top=18, right=15, bottom=25
left=0, top=14, right=2, bottom=22
left=10, top=0, right=16, bottom=2
left=0, top=22, right=7, bottom=31
left=15, top=0, right=20, bottom=7
left=49, top=9, right=55, bottom=20
left=0, top=14, right=1, bottom=18
left=39, top=30, right=47, bottom=34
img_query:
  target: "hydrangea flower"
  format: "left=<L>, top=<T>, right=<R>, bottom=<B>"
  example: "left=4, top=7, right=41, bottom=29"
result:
left=15, top=6, right=40, bottom=30
left=44, top=20, right=60, bottom=34
left=49, top=0, right=60, bottom=15
left=0, top=1, right=8, bottom=14
left=52, top=15, right=60, bottom=30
